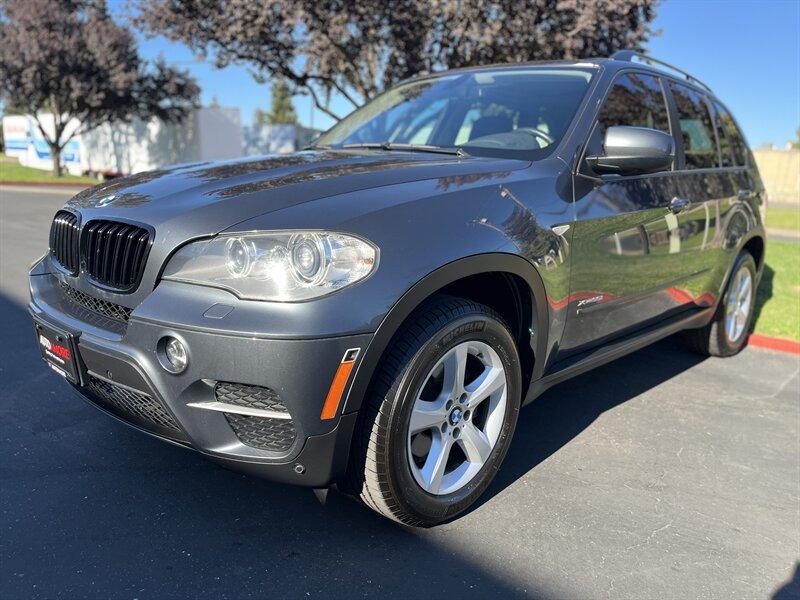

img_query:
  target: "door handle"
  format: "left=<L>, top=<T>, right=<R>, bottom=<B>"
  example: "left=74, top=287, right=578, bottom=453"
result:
left=669, top=197, right=690, bottom=214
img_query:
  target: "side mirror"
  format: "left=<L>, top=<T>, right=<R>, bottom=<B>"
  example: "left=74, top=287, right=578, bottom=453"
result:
left=586, top=126, right=674, bottom=176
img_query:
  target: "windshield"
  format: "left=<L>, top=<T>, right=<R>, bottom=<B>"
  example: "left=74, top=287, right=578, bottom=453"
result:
left=314, top=67, right=596, bottom=160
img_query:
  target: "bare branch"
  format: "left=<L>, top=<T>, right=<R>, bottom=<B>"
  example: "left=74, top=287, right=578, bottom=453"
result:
left=303, top=84, right=344, bottom=122
left=132, top=0, right=657, bottom=121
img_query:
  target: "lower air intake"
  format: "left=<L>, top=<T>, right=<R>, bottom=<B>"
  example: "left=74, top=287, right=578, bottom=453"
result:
left=215, top=382, right=296, bottom=452
left=85, top=375, right=181, bottom=434
left=214, top=382, right=287, bottom=413
left=224, top=413, right=297, bottom=452
left=60, top=282, right=132, bottom=323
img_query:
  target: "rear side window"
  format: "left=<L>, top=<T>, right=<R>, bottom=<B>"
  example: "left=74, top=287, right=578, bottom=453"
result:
left=712, top=104, right=735, bottom=167
left=669, top=83, right=717, bottom=169
left=596, top=73, right=670, bottom=135
left=714, top=102, right=748, bottom=166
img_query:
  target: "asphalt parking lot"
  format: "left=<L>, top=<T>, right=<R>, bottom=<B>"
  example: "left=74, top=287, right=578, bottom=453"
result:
left=1, top=185, right=798, bottom=599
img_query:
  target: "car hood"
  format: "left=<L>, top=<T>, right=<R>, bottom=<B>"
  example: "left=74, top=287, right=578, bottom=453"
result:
left=65, top=149, right=529, bottom=238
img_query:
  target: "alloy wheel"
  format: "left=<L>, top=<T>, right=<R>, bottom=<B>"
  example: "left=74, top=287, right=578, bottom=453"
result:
left=724, top=265, right=753, bottom=343
left=406, top=340, right=508, bottom=496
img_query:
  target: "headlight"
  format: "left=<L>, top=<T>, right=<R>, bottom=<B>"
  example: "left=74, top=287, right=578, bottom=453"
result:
left=162, top=231, right=378, bottom=302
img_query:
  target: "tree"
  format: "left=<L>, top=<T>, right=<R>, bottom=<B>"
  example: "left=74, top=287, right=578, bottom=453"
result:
left=793, top=126, right=800, bottom=150
left=135, top=0, right=658, bottom=121
left=266, top=79, right=297, bottom=125
left=0, top=0, right=199, bottom=176
left=253, top=108, right=268, bottom=128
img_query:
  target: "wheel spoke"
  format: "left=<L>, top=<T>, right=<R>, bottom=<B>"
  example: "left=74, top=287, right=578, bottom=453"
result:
left=738, top=273, right=751, bottom=298
left=442, top=343, right=468, bottom=398
left=409, top=400, right=446, bottom=434
left=726, top=288, right=737, bottom=311
left=420, top=435, right=453, bottom=494
left=736, top=310, right=746, bottom=335
left=726, top=313, right=737, bottom=340
left=739, top=281, right=752, bottom=310
left=465, top=366, right=505, bottom=408
left=459, top=423, right=492, bottom=464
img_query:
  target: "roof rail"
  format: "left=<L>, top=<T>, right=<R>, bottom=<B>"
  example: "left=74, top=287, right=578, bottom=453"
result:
left=610, top=50, right=714, bottom=93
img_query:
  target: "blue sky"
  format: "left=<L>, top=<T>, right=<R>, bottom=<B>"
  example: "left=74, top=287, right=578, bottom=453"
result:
left=127, top=0, right=799, bottom=147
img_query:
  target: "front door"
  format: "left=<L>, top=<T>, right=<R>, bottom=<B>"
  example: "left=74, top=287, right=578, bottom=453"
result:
left=561, top=71, right=697, bottom=356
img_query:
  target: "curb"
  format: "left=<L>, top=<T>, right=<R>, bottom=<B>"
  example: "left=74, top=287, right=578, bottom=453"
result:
left=1, top=180, right=92, bottom=189
left=748, top=334, right=800, bottom=355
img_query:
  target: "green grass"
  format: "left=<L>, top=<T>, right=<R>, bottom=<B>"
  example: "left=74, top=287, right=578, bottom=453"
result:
left=765, top=206, right=800, bottom=232
left=753, top=241, right=800, bottom=341
left=0, top=153, right=99, bottom=184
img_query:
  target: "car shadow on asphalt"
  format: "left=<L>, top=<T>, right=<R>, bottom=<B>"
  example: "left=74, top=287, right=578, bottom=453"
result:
left=476, top=334, right=707, bottom=510
left=773, top=562, right=800, bottom=599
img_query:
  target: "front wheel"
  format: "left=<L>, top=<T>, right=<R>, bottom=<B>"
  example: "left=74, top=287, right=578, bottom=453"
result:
left=684, top=251, right=757, bottom=357
left=347, top=297, right=521, bottom=526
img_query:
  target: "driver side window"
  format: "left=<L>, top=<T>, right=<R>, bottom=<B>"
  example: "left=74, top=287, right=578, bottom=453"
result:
left=586, top=73, right=671, bottom=158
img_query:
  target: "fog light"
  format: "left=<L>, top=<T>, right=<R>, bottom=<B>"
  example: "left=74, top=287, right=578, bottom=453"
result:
left=160, top=336, right=188, bottom=373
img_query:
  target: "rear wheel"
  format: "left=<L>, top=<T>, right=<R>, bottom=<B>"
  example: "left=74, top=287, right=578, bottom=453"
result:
left=346, top=296, right=521, bottom=526
left=684, top=251, right=757, bottom=357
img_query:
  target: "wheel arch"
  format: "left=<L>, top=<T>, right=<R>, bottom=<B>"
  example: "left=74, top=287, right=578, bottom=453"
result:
left=743, top=234, right=765, bottom=273
left=342, top=253, right=550, bottom=416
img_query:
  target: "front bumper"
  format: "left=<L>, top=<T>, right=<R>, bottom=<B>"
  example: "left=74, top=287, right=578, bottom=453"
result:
left=29, top=267, right=372, bottom=487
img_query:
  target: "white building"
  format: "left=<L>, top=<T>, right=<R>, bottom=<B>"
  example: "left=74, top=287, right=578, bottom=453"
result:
left=242, top=124, right=321, bottom=156
left=3, top=107, right=243, bottom=177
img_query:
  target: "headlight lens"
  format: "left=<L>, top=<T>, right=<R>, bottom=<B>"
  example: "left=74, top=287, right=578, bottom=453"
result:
left=162, top=231, right=378, bottom=301
left=225, top=237, right=255, bottom=278
left=290, top=234, right=325, bottom=283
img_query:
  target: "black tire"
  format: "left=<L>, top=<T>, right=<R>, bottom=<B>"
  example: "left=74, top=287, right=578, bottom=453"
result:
left=684, top=251, right=757, bottom=357
left=345, top=296, right=522, bottom=527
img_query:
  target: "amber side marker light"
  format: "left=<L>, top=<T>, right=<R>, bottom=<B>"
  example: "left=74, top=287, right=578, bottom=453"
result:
left=320, top=347, right=361, bottom=420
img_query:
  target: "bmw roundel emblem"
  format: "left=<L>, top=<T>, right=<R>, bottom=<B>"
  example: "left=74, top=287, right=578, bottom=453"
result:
left=96, top=194, right=116, bottom=207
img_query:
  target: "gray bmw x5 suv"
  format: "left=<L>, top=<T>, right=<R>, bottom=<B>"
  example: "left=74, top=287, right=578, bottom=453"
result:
left=29, top=51, right=765, bottom=526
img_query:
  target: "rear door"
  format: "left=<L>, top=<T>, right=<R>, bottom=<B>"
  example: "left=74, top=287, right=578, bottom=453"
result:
left=562, top=71, right=686, bottom=355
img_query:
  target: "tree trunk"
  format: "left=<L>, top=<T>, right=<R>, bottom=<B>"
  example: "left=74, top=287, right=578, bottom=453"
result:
left=50, top=145, right=62, bottom=178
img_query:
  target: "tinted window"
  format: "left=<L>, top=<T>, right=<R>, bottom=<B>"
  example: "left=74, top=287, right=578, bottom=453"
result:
left=670, top=83, right=717, bottom=169
left=596, top=73, right=670, bottom=134
left=584, top=73, right=671, bottom=163
left=712, top=103, right=735, bottom=167
left=314, top=68, right=595, bottom=160
left=714, top=102, right=748, bottom=166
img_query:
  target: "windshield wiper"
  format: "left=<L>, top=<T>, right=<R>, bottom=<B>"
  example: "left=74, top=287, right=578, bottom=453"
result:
left=340, top=142, right=470, bottom=157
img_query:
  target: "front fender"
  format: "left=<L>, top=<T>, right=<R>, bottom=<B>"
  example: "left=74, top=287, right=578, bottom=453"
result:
left=341, top=252, right=551, bottom=415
